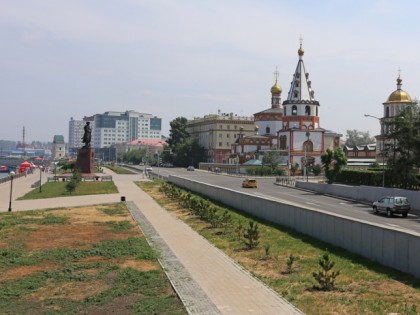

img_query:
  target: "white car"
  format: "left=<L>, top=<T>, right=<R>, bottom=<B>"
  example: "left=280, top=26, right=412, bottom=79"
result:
left=372, top=196, right=410, bottom=217
left=145, top=167, right=153, bottom=172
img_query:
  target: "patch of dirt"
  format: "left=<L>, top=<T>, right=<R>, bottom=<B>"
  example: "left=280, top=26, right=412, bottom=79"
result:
left=120, top=259, right=160, bottom=272
left=53, top=206, right=132, bottom=224
left=0, top=264, right=57, bottom=281
left=28, top=279, right=110, bottom=301
left=25, top=223, right=137, bottom=251
left=85, top=294, right=141, bottom=315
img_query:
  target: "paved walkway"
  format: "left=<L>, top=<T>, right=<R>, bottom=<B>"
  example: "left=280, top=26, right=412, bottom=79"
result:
left=0, top=169, right=304, bottom=315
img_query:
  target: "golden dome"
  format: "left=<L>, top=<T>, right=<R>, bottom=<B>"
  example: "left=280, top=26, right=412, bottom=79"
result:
left=386, top=75, right=412, bottom=102
left=298, top=44, right=304, bottom=56
left=387, top=90, right=412, bottom=102
left=270, top=81, right=282, bottom=94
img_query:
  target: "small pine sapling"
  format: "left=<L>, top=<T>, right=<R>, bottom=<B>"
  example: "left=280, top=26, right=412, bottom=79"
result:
left=285, top=254, right=299, bottom=274
left=312, top=250, right=340, bottom=291
left=220, top=210, right=233, bottom=233
left=243, top=221, right=260, bottom=250
left=263, top=244, right=271, bottom=259
left=235, top=221, right=243, bottom=241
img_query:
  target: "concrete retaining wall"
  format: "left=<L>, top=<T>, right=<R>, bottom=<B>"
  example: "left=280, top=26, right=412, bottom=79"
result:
left=295, top=182, right=420, bottom=212
left=169, top=176, right=420, bottom=278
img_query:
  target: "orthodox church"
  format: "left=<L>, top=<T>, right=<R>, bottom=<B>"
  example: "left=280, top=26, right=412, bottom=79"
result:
left=232, top=41, right=341, bottom=170
left=375, top=73, right=413, bottom=162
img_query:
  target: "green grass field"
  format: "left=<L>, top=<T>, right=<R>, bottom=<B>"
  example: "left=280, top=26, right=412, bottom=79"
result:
left=18, top=181, right=119, bottom=200
left=138, top=180, right=420, bottom=315
left=0, top=203, right=187, bottom=314
left=105, top=165, right=137, bottom=174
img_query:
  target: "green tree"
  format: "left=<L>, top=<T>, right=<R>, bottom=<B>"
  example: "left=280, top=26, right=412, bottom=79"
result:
left=385, top=103, right=420, bottom=189
left=312, top=250, right=340, bottom=291
left=344, top=129, right=376, bottom=147
left=290, top=163, right=299, bottom=176
left=312, top=164, right=322, bottom=176
left=243, top=221, right=260, bottom=250
left=167, top=117, right=189, bottom=148
left=172, top=139, right=205, bottom=167
left=321, top=148, right=347, bottom=184
left=65, top=180, right=77, bottom=194
left=262, top=151, right=283, bottom=173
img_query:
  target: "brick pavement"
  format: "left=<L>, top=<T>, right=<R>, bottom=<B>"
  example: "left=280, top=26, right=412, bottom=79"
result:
left=0, top=169, right=304, bottom=315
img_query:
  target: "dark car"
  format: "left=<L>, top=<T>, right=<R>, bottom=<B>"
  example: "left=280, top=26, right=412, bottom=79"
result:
left=372, top=196, right=410, bottom=217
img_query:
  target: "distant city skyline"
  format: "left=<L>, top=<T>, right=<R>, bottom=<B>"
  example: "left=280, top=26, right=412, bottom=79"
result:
left=1, top=1, right=420, bottom=142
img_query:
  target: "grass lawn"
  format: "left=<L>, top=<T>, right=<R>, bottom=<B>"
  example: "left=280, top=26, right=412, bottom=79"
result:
left=105, top=165, right=136, bottom=174
left=0, top=203, right=187, bottom=315
left=18, top=181, right=119, bottom=200
left=137, top=180, right=420, bottom=315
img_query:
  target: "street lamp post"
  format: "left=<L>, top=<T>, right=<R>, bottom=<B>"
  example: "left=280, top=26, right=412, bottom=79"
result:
left=54, top=162, right=57, bottom=182
left=305, top=132, right=310, bottom=182
left=157, top=151, right=160, bottom=179
left=364, top=114, right=385, bottom=187
left=39, top=166, right=43, bottom=193
left=8, top=171, right=15, bottom=212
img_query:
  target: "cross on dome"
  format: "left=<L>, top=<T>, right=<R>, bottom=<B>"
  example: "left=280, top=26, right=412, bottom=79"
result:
left=273, top=67, right=279, bottom=82
left=298, top=35, right=304, bottom=57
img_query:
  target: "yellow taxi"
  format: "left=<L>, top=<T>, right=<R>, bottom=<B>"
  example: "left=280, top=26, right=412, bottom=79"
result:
left=242, top=178, right=258, bottom=188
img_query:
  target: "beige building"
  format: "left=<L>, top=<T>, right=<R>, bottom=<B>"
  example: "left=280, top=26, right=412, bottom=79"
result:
left=52, top=135, right=66, bottom=160
left=187, top=112, right=254, bottom=163
left=375, top=75, right=413, bottom=164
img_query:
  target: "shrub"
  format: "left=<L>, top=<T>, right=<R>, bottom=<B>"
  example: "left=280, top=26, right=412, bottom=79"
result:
left=312, top=250, right=340, bottom=291
left=243, top=221, right=260, bottom=250
left=285, top=254, right=299, bottom=274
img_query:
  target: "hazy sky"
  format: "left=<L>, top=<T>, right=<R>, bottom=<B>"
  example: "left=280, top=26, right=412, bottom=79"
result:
left=1, top=0, right=420, bottom=143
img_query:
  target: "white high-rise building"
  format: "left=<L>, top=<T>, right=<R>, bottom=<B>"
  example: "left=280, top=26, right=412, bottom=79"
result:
left=69, top=117, right=94, bottom=149
left=69, top=111, right=162, bottom=149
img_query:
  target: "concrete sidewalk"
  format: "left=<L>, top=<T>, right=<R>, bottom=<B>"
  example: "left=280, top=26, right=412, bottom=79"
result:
left=0, top=170, right=304, bottom=315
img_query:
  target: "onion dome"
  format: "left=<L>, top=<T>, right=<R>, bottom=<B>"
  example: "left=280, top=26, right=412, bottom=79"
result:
left=270, top=80, right=282, bottom=94
left=387, top=75, right=412, bottom=102
left=298, top=44, right=304, bottom=57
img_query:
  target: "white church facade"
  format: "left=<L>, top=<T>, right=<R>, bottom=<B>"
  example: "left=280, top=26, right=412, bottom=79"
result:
left=232, top=41, right=341, bottom=171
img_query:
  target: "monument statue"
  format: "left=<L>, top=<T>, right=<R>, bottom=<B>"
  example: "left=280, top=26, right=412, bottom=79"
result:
left=82, top=122, right=92, bottom=148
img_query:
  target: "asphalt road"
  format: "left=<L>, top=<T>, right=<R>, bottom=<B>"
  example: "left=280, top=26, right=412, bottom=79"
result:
left=148, top=167, right=420, bottom=235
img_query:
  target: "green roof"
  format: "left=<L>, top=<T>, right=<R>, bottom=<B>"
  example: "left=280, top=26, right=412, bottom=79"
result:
left=53, top=135, right=65, bottom=144
left=243, top=159, right=262, bottom=166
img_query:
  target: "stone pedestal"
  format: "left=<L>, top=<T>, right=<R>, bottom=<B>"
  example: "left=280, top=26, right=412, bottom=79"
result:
left=75, top=147, right=95, bottom=174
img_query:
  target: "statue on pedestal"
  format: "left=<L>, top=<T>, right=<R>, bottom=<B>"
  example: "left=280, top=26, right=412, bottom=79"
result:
left=82, top=122, right=92, bottom=148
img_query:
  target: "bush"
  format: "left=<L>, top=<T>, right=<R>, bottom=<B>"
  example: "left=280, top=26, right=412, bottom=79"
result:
left=243, top=221, right=260, bottom=250
left=312, top=250, right=340, bottom=291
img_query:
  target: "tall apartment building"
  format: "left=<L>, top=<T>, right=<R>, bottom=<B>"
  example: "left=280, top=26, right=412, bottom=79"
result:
left=69, top=111, right=162, bottom=149
left=68, top=116, right=94, bottom=149
left=187, top=111, right=255, bottom=163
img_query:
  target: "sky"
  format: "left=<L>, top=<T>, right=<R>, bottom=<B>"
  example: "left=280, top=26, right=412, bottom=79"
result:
left=1, top=0, right=420, bottom=143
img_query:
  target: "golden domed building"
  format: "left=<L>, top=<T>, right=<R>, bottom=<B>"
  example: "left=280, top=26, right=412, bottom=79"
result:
left=375, top=74, right=414, bottom=164
left=383, top=75, right=412, bottom=131
left=232, top=41, right=342, bottom=172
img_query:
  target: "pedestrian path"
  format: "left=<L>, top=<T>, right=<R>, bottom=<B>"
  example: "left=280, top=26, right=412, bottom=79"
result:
left=0, top=169, right=304, bottom=315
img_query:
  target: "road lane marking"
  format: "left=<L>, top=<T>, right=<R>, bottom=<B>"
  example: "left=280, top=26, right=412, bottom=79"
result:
left=306, top=202, right=318, bottom=206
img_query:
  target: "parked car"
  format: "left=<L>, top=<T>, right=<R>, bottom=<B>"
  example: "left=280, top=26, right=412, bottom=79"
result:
left=242, top=178, right=258, bottom=188
left=372, top=196, right=410, bottom=217
left=187, top=166, right=195, bottom=171
left=145, top=166, right=153, bottom=172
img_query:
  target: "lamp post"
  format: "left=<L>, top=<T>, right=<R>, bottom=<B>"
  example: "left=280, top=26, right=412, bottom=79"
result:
left=364, top=114, right=385, bottom=187
left=305, top=132, right=310, bottom=182
left=8, top=171, right=15, bottom=212
left=39, top=166, right=43, bottom=193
